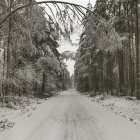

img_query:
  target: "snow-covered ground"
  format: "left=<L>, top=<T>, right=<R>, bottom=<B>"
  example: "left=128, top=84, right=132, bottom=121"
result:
left=91, top=94, right=140, bottom=129
left=0, top=89, right=140, bottom=140
left=0, top=96, right=46, bottom=132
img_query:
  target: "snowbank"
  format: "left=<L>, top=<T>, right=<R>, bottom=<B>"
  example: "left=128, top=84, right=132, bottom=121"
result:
left=91, top=95, right=140, bottom=129
left=0, top=96, right=46, bottom=132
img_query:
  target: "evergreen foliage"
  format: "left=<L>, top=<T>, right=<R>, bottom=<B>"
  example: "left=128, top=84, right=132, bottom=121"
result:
left=75, top=0, right=140, bottom=99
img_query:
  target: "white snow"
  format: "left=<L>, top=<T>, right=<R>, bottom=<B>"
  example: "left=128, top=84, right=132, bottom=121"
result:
left=0, top=90, right=140, bottom=140
left=0, top=97, right=46, bottom=132
left=91, top=94, right=140, bottom=129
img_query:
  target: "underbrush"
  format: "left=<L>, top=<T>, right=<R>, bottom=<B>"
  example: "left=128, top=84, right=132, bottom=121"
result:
left=90, top=94, right=140, bottom=129
left=0, top=95, right=46, bottom=132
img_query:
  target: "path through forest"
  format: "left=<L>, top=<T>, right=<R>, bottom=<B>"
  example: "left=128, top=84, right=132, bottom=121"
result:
left=0, top=89, right=140, bottom=140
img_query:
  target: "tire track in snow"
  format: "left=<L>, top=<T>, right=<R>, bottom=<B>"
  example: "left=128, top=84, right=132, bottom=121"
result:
left=1, top=90, right=140, bottom=140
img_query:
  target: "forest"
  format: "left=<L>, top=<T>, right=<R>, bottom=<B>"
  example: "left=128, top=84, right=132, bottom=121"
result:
left=75, top=0, right=140, bottom=99
left=0, top=0, right=139, bottom=106
left=0, top=0, right=140, bottom=139
left=0, top=0, right=139, bottom=104
left=0, top=0, right=71, bottom=106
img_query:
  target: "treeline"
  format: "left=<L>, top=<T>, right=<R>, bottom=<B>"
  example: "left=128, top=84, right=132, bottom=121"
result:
left=75, top=0, right=140, bottom=99
left=0, top=0, right=70, bottom=100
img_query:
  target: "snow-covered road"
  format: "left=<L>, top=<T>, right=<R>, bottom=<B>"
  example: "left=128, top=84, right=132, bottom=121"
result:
left=0, top=89, right=140, bottom=140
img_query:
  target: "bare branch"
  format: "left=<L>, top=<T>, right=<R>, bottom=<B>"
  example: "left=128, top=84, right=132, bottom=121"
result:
left=0, top=0, right=121, bottom=40
left=65, top=5, right=82, bottom=22
left=38, top=5, right=58, bottom=28
left=72, top=5, right=84, bottom=20
left=45, top=4, right=57, bottom=22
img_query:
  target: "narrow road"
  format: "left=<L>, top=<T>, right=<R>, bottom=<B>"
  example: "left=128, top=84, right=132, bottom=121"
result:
left=0, top=89, right=140, bottom=140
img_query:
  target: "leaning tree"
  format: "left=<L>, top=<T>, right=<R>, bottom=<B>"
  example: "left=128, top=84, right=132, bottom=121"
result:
left=0, top=0, right=126, bottom=98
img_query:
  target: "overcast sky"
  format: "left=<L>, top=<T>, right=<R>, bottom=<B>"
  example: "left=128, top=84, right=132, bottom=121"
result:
left=36, top=0, right=96, bottom=7
left=54, top=0, right=96, bottom=7
left=36, top=0, right=97, bottom=76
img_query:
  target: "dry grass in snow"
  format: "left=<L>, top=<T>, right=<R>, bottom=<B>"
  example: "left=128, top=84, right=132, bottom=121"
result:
left=91, top=94, right=140, bottom=129
left=0, top=96, right=46, bottom=132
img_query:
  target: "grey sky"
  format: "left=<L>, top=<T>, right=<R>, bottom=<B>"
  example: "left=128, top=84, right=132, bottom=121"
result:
left=53, top=0, right=96, bottom=7
left=36, top=0, right=97, bottom=76
left=36, top=0, right=96, bottom=7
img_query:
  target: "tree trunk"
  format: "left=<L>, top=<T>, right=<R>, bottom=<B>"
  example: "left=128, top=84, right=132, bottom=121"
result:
left=108, top=51, right=113, bottom=95
left=118, top=48, right=124, bottom=94
left=131, top=11, right=135, bottom=95
left=99, top=51, right=103, bottom=94
left=135, top=0, right=139, bottom=99
left=5, top=0, right=14, bottom=95
left=93, top=56, right=97, bottom=95
left=42, top=71, right=46, bottom=94
left=127, top=6, right=133, bottom=96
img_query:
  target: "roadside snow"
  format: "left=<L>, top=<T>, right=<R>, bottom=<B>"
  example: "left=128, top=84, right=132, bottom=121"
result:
left=0, top=96, right=46, bottom=132
left=0, top=90, right=140, bottom=140
left=91, top=94, right=140, bottom=129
